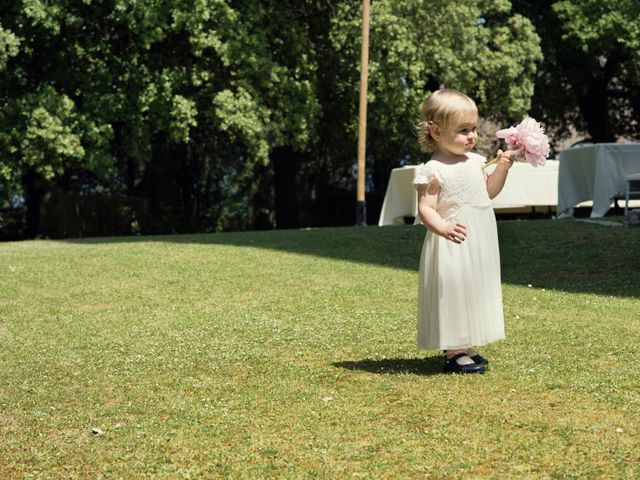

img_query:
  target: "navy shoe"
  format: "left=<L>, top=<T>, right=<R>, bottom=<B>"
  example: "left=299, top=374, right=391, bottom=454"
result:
left=470, top=354, right=489, bottom=365
left=443, top=353, right=485, bottom=374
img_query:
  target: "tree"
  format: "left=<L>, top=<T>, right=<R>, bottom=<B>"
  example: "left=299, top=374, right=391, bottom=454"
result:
left=513, top=0, right=640, bottom=144
left=1, top=0, right=544, bottom=236
left=0, top=1, right=116, bottom=236
left=0, top=0, right=323, bottom=235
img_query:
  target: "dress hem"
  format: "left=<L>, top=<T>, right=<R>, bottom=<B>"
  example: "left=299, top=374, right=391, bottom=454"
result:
left=417, top=335, right=506, bottom=351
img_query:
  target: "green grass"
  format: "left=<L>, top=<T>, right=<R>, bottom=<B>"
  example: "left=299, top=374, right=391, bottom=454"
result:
left=1, top=220, right=639, bottom=478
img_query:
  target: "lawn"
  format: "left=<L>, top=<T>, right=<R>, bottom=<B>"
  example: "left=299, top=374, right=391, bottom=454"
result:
left=1, top=220, right=639, bottom=478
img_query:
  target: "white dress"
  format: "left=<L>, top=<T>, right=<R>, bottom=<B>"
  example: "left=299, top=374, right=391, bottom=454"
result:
left=413, top=152, right=505, bottom=350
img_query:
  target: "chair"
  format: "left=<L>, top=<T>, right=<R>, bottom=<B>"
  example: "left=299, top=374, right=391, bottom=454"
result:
left=624, top=173, right=640, bottom=216
left=569, top=139, right=593, bottom=148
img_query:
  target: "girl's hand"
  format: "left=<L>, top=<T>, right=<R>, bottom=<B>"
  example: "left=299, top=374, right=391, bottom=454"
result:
left=497, top=149, right=515, bottom=170
left=443, top=222, right=467, bottom=244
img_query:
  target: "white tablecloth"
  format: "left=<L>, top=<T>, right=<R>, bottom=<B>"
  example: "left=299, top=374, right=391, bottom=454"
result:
left=378, top=160, right=559, bottom=226
left=557, top=143, right=640, bottom=218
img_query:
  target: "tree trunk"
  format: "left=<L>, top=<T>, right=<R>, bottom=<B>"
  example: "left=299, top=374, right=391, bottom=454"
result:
left=578, top=60, right=616, bottom=143
left=112, top=122, right=137, bottom=194
left=250, top=160, right=275, bottom=230
left=22, top=169, right=46, bottom=239
left=126, top=156, right=136, bottom=194
left=272, top=146, right=299, bottom=229
left=181, top=142, right=198, bottom=228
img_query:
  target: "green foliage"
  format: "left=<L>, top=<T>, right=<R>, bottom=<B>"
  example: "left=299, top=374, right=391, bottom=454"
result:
left=553, top=0, right=640, bottom=52
left=0, top=0, right=543, bottom=233
left=1, top=0, right=323, bottom=229
left=0, top=23, right=20, bottom=71
left=1, top=86, right=82, bottom=181
left=477, top=13, right=542, bottom=118
left=514, top=0, right=640, bottom=143
left=213, top=87, right=270, bottom=162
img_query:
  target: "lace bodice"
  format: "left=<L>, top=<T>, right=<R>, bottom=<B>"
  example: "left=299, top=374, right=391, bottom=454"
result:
left=413, top=152, right=491, bottom=220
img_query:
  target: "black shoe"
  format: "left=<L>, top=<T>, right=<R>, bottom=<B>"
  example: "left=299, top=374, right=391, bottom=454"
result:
left=443, top=353, right=485, bottom=374
left=470, top=354, right=489, bottom=365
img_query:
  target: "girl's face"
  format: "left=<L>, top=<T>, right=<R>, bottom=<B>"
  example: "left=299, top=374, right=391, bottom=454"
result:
left=432, top=114, right=478, bottom=157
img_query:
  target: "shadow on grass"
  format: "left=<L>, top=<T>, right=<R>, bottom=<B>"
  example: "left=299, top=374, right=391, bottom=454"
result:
left=55, top=221, right=640, bottom=298
left=333, top=356, right=445, bottom=376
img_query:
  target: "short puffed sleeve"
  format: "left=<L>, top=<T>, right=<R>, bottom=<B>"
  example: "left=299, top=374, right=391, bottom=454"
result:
left=412, top=162, right=443, bottom=190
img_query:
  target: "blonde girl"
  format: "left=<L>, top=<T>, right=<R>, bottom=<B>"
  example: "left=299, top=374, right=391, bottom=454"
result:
left=413, top=89, right=513, bottom=374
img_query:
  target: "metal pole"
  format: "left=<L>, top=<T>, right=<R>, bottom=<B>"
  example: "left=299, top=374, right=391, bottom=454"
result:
left=356, top=0, right=370, bottom=226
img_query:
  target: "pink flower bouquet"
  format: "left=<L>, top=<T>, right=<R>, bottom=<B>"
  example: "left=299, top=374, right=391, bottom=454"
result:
left=482, top=116, right=550, bottom=170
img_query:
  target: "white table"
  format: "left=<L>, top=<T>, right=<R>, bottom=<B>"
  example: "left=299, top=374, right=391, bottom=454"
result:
left=557, top=143, right=640, bottom=218
left=378, top=160, right=559, bottom=226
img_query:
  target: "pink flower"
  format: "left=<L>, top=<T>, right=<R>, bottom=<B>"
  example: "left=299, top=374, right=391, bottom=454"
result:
left=496, top=116, right=550, bottom=167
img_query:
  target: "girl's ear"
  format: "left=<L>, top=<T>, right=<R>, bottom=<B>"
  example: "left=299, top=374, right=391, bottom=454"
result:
left=429, top=123, right=441, bottom=141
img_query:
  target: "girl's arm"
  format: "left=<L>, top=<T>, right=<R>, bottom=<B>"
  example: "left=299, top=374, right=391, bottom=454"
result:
left=417, top=182, right=467, bottom=244
left=485, top=150, right=515, bottom=199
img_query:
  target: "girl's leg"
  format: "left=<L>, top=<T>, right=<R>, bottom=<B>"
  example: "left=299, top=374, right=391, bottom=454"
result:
left=464, top=347, right=489, bottom=365
left=443, top=348, right=475, bottom=365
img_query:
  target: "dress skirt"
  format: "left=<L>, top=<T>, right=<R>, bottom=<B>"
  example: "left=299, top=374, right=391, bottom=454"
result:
left=417, top=204, right=505, bottom=350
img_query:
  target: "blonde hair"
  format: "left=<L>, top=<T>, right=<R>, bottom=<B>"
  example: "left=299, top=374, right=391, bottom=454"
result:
left=416, top=89, right=478, bottom=152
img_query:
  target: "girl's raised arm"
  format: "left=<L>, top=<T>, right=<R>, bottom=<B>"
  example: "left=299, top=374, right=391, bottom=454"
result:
left=486, top=150, right=515, bottom=199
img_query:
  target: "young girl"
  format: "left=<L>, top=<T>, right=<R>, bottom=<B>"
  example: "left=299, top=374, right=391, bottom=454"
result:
left=413, top=89, right=513, bottom=374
